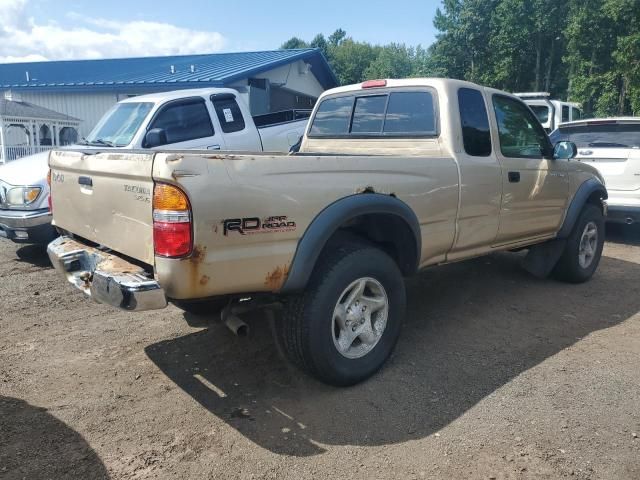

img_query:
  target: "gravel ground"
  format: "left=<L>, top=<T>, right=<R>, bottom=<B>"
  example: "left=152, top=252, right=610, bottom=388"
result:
left=1, top=226, right=639, bottom=480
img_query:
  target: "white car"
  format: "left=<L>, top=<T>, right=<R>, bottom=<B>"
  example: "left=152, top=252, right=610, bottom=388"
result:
left=550, top=117, right=640, bottom=225
left=0, top=87, right=311, bottom=243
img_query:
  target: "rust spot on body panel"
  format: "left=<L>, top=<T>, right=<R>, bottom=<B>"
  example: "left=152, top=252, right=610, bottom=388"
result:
left=190, top=245, right=207, bottom=265
left=264, top=264, right=290, bottom=291
left=199, top=275, right=210, bottom=285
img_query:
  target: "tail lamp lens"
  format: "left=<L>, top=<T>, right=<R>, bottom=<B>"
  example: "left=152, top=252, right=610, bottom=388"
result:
left=152, top=183, right=192, bottom=258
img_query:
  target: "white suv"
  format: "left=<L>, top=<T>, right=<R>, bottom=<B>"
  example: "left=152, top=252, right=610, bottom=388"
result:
left=550, top=118, right=640, bottom=225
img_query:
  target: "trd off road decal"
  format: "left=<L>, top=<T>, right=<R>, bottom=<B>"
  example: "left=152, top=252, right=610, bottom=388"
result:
left=223, top=216, right=296, bottom=235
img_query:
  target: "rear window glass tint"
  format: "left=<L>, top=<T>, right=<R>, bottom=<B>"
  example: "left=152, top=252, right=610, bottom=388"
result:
left=351, top=95, right=387, bottom=133
left=383, top=92, right=436, bottom=134
left=309, top=96, right=353, bottom=136
left=551, top=123, right=640, bottom=148
left=212, top=97, right=245, bottom=133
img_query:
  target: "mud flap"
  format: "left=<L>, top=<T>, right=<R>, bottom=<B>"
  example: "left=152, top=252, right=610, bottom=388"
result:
left=521, top=239, right=567, bottom=279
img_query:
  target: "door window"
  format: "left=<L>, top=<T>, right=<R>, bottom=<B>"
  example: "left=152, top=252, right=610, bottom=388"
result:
left=492, top=95, right=551, bottom=158
left=458, top=88, right=492, bottom=156
left=211, top=95, right=246, bottom=133
left=149, top=99, right=214, bottom=145
left=562, top=105, right=570, bottom=122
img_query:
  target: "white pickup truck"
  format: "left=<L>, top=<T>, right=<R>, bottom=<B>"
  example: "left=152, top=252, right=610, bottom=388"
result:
left=514, top=92, right=582, bottom=132
left=0, top=87, right=310, bottom=243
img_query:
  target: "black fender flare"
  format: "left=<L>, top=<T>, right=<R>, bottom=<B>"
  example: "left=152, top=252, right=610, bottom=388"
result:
left=557, top=178, right=608, bottom=239
left=281, top=193, right=421, bottom=293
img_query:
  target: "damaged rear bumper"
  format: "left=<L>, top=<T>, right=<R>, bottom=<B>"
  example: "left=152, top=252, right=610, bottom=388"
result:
left=47, top=236, right=167, bottom=311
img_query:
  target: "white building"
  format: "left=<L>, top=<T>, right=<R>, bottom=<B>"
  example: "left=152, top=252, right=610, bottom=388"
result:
left=0, top=49, right=337, bottom=139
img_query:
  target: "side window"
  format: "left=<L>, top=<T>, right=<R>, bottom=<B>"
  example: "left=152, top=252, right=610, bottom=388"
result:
left=458, top=88, right=491, bottom=156
left=562, top=105, right=570, bottom=122
left=572, top=107, right=582, bottom=121
left=149, top=99, right=214, bottom=145
left=351, top=95, right=387, bottom=133
left=492, top=95, right=550, bottom=158
left=383, top=91, right=436, bottom=134
left=309, top=96, right=353, bottom=136
left=211, top=96, right=245, bottom=133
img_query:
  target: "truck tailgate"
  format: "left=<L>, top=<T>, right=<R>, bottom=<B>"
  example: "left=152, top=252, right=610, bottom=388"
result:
left=49, top=150, right=155, bottom=265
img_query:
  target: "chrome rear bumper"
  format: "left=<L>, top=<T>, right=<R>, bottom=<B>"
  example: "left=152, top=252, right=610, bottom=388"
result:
left=47, top=236, right=167, bottom=311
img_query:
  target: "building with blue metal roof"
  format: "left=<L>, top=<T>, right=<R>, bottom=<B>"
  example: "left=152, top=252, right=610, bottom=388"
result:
left=0, top=48, right=337, bottom=137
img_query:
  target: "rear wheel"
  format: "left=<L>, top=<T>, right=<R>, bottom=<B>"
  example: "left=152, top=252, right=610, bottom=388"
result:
left=553, top=204, right=604, bottom=283
left=278, top=242, right=406, bottom=386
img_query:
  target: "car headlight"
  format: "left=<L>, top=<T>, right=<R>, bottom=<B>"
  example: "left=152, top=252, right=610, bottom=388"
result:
left=6, top=186, right=42, bottom=206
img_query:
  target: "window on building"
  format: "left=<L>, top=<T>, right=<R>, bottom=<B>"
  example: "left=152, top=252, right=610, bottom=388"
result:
left=39, top=124, right=52, bottom=146
left=59, top=127, right=78, bottom=146
left=458, top=88, right=492, bottom=156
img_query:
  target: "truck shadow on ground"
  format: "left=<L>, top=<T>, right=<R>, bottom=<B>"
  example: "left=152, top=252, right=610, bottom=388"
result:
left=14, top=243, right=51, bottom=268
left=0, top=396, right=110, bottom=479
left=145, top=252, right=640, bottom=457
left=606, top=223, right=640, bottom=246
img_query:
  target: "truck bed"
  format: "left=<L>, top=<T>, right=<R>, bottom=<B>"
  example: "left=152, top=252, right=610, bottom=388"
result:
left=49, top=145, right=459, bottom=299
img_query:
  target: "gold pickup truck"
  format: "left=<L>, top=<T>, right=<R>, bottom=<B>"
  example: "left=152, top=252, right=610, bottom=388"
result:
left=47, top=78, right=607, bottom=386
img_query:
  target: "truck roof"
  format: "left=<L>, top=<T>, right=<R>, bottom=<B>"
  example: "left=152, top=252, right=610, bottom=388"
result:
left=118, top=87, right=240, bottom=103
left=318, top=77, right=508, bottom=99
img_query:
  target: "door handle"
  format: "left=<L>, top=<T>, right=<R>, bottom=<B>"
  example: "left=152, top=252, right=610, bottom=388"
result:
left=78, top=176, right=93, bottom=187
left=207, top=144, right=221, bottom=150
left=508, top=171, right=520, bottom=183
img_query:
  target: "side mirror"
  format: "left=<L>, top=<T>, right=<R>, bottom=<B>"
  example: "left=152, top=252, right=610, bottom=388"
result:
left=553, top=141, right=577, bottom=160
left=144, top=128, right=167, bottom=148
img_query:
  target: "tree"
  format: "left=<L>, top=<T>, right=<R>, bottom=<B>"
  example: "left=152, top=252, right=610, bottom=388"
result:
left=280, top=37, right=308, bottom=50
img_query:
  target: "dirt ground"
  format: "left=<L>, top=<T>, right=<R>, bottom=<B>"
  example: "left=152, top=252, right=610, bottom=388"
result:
left=1, top=226, right=639, bottom=480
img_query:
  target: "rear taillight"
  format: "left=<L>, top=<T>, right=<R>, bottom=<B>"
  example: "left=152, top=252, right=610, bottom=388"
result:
left=46, top=169, right=52, bottom=212
left=153, top=183, right=192, bottom=257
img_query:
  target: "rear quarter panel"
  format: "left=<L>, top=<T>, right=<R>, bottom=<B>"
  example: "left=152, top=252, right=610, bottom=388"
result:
left=152, top=149, right=459, bottom=300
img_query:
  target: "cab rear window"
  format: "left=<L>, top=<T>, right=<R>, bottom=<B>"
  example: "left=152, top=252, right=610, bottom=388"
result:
left=309, top=90, right=437, bottom=137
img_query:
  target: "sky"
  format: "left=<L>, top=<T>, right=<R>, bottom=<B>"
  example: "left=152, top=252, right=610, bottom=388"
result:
left=0, top=0, right=442, bottom=63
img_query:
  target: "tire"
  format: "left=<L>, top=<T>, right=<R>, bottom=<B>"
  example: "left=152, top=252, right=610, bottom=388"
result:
left=552, top=204, right=605, bottom=283
left=278, top=242, right=406, bottom=386
left=172, top=297, right=229, bottom=316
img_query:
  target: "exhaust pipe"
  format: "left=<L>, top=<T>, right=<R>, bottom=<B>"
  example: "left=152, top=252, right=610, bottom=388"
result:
left=225, top=314, right=249, bottom=336
left=221, top=306, right=249, bottom=337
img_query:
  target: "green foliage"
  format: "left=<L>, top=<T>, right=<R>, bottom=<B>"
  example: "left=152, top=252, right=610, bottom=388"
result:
left=281, top=29, right=435, bottom=86
left=280, top=2, right=640, bottom=116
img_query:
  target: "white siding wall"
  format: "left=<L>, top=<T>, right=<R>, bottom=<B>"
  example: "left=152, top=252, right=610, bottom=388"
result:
left=18, top=91, right=121, bottom=138
left=257, top=61, right=325, bottom=99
